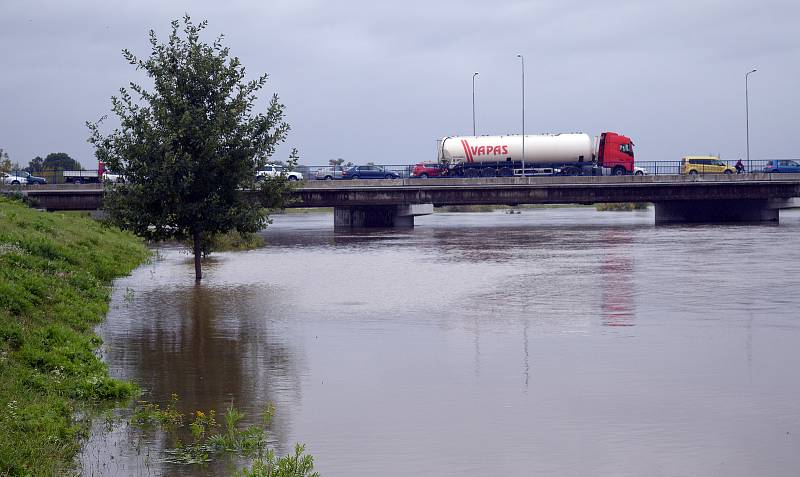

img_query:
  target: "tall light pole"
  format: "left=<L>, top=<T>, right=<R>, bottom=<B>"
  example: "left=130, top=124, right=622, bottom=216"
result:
left=472, top=72, right=479, bottom=136
left=517, top=54, right=525, bottom=171
left=745, top=69, right=757, bottom=169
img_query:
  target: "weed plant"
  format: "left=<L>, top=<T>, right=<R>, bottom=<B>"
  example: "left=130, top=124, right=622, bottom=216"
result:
left=129, top=396, right=317, bottom=475
left=0, top=197, right=149, bottom=475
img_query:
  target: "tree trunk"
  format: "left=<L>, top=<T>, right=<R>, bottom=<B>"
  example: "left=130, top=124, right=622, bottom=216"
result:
left=193, top=229, right=202, bottom=281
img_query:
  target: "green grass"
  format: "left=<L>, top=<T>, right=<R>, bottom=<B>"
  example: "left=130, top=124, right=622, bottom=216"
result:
left=595, top=202, right=650, bottom=211
left=278, top=207, right=333, bottom=214
left=0, top=197, right=149, bottom=476
left=435, top=204, right=594, bottom=213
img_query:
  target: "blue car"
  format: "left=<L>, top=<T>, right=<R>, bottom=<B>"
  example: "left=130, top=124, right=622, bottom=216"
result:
left=342, top=165, right=399, bottom=179
left=763, top=160, right=800, bottom=173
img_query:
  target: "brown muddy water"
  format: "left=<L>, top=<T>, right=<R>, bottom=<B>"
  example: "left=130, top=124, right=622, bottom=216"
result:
left=79, top=208, right=800, bottom=476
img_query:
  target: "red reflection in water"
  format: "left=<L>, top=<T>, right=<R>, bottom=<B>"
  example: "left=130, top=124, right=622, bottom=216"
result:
left=600, top=229, right=635, bottom=327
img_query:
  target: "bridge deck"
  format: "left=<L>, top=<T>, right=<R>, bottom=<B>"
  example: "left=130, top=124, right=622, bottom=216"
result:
left=5, top=173, right=800, bottom=211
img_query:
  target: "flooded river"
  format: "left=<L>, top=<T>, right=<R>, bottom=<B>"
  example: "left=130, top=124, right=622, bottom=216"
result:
left=80, top=207, right=800, bottom=476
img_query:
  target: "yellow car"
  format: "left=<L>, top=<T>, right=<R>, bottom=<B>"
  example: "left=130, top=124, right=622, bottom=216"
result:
left=681, top=156, right=735, bottom=175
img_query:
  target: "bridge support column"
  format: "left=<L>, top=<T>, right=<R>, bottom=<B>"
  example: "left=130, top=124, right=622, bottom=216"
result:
left=334, top=203, right=433, bottom=228
left=654, top=199, right=779, bottom=224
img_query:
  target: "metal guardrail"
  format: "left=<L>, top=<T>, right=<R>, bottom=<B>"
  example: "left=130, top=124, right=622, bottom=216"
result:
left=298, top=160, right=781, bottom=179
left=5, top=159, right=791, bottom=186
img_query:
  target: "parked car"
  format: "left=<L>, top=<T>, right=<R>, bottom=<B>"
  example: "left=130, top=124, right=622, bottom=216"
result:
left=256, top=164, right=303, bottom=181
left=342, top=165, right=399, bottom=179
left=762, top=159, right=800, bottom=173
left=633, top=166, right=648, bottom=176
left=410, top=162, right=448, bottom=178
left=314, top=166, right=345, bottom=180
left=681, top=156, right=735, bottom=175
left=10, top=170, right=47, bottom=184
left=0, top=172, right=28, bottom=185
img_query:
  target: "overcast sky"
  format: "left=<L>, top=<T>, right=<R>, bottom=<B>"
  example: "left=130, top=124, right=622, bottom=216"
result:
left=1, top=0, right=798, bottom=168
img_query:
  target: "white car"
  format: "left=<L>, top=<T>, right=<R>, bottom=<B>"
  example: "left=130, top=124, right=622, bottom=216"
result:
left=102, top=172, right=125, bottom=183
left=0, top=172, right=28, bottom=185
left=633, top=166, right=649, bottom=176
left=256, top=164, right=303, bottom=181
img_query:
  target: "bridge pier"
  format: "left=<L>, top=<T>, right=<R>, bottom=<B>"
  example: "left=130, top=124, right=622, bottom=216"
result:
left=334, top=203, right=433, bottom=228
left=654, top=199, right=779, bottom=224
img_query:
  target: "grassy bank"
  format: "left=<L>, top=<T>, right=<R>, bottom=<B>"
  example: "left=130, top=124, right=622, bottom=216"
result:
left=595, top=202, right=650, bottom=211
left=0, top=197, right=149, bottom=475
left=435, top=204, right=596, bottom=213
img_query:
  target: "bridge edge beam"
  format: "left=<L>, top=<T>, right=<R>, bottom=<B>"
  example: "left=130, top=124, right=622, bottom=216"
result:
left=654, top=199, right=779, bottom=224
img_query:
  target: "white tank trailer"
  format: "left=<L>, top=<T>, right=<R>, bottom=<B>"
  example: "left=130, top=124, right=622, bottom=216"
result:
left=437, top=132, right=635, bottom=176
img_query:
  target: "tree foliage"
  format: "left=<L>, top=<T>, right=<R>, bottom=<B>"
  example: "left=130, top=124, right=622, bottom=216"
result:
left=41, top=152, right=82, bottom=171
left=0, top=149, right=10, bottom=172
left=328, top=158, right=352, bottom=168
left=27, top=156, right=44, bottom=173
left=88, top=16, right=294, bottom=280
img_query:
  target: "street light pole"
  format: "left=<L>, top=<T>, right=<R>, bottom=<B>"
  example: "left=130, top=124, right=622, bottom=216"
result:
left=517, top=54, right=525, bottom=172
left=745, top=69, right=757, bottom=169
left=472, top=72, right=479, bottom=136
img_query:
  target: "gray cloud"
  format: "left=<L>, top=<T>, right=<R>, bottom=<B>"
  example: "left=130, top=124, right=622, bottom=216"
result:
left=1, top=0, right=798, bottom=168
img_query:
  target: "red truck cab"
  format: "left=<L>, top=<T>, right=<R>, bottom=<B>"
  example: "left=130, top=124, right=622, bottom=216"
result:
left=598, top=132, right=635, bottom=175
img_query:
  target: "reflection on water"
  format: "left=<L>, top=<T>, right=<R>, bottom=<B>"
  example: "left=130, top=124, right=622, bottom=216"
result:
left=600, top=229, right=635, bottom=327
left=80, top=208, right=800, bottom=476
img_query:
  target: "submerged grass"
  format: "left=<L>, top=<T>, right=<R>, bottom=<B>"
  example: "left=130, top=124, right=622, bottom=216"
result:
left=126, top=395, right=318, bottom=475
left=0, top=197, right=149, bottom=476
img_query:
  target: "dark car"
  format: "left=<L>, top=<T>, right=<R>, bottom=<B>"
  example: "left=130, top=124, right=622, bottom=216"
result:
left=342, top=165, right=399, bottom=179
left=11, top=170, right=47, bottom=184
left=763, top=160, right=800, bottom=173
left=410, top=162, right=448, bottom=178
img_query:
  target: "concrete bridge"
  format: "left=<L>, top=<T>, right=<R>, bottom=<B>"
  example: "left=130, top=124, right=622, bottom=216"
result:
left=7, top=174, right=800, bottom=227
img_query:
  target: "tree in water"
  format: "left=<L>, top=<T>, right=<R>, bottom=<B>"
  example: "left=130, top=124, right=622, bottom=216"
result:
left=89, top=16, right=293, bottom=280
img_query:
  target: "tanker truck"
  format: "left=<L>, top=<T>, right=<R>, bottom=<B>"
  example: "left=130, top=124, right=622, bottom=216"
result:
left=437, top=132, right=635, bottom=177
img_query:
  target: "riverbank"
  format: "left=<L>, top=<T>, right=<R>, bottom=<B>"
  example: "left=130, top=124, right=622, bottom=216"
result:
left=0, top=197, right=149, bottom=475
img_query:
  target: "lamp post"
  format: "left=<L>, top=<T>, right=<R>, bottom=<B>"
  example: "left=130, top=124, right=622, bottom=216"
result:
left=472, top=72, right=479, bottom=136
left=745, top=69, right=757, bottom=170
left=517, top=54, right=525, bottom=172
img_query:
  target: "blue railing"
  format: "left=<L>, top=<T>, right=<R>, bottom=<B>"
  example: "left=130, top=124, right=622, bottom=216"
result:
left=298, top=160, right=781, bottom=179
left=12, top=159, right=790, bottom=186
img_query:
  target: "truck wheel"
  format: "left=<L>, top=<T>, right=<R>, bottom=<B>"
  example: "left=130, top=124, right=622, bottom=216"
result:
left=612, top=166, right=626, bottom=176
left=351, top=175, right=359, bottom=180
left=499, top=167, right=513, bottom=177
left=465, top=169, right=480, bottom=178
left=481, top=168, right=497, bottom=177
left=561, top=166, right=580, bottom=176
left=324, top=175, right=333, bottom=180
left=73, top=178, right=82, bottom=184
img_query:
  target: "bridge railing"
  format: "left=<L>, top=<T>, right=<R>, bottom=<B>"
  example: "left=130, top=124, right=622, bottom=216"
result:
left=299, top=160, right=778, bottom=179
left=635, top=160, right=772, bottom=175
left=10, top=160, right=786, bottom=187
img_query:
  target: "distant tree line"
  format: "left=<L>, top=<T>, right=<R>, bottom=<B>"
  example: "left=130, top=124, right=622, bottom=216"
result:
left=0, top=149, right=83, bottom=173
